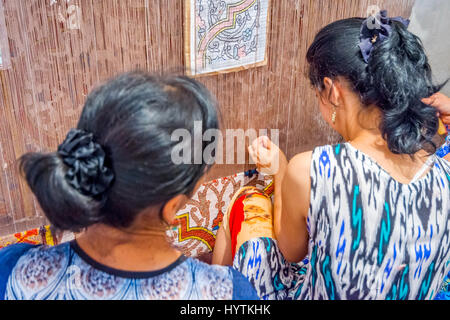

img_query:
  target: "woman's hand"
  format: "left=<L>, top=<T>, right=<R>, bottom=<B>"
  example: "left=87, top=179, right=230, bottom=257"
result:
left=248, top=136, right=287, bottom=176
left=422, top=92, right=450, bottom=125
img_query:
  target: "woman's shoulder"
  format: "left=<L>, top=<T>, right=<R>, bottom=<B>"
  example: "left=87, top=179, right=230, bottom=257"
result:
left=186, top=256, right=234, bottom=279
left=436, top=155, right=450, bottom=175
left=187, top=258, right=259, bottom=300
left=5, top=242, right=71, bottom=279
left=0, top=242, right=70, bottom=299
left=287, top=143, right=349, bottom=186
left=288, top=143, right=342, bottom=175
left=312, top=143, right=344, bottom=158
left=11, top=241, right=71, bottom=263
left=5, top=242, right=71, bottom=277
left=0, top=242, right=70, bottom=274
left=0, top=242, right=37, bottom=264
left=285, top=150, right=313, bottom=188
left=291, top=143, right=343, bottom=165
left=0, top=243, right=36, bottom=297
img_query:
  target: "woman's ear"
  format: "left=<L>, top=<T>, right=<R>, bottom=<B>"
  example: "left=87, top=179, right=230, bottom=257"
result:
left=322, top=77, right=342, bottom=108
left=162, top=194, right=188, bottom=225
left=161, top=177, right=206, bottom=225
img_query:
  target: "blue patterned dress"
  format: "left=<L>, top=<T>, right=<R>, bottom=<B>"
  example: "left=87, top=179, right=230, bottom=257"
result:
left=0, top=241, right=258, bottom=300
left=437, top=134, right=450, bottom=158
left=233, top=143, right=450, bottom=300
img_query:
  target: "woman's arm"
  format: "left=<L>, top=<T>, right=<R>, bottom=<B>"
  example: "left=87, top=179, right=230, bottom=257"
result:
left=277, top=152, right=312, bottom=263
left=248, top=136, right=287, bottom=238
left=212, top=136, right=288, bottom=266
left=249, top=137, right=312, bottom=263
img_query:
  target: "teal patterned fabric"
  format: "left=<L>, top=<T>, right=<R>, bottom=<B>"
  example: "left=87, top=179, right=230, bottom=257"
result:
left=234, top=144, right=450, bottom=300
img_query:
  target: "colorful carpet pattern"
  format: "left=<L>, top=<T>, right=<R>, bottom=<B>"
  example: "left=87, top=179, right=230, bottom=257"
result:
left=0, top=171, right=273, bottom=263
left=166, top=172, right=273, bottom=262
left=0, top=226, right=55, bottom=249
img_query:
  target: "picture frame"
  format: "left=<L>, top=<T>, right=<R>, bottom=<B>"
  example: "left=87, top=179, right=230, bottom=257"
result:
left=185, top=0, right=270, bottom=77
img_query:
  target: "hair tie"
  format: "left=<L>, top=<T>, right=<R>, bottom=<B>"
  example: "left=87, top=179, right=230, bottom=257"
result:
left=57, top=128, right=114, bottom=198
left=359, top=9, right=410, bottom=63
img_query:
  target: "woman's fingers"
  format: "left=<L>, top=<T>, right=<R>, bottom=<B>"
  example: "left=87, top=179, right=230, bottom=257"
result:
left=260, top=135, right=271, bottom=149
left=423, top=93, right=450, bottom=125
left=250, top=137, right=270, bottom=158
left=248, top=136, right=287, bottom=175
left=424, top=93, right=449, bottom=109
left=248, top=145, right=264, bottom=165
left=248, top=137, right=278, bottom=174
left=422, top=96, right=436, bottom=106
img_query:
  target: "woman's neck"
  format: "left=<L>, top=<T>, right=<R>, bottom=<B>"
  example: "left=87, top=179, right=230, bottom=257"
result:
left=75, top=223, right=182, bottom=272
left=343, top=104, right=429, bottom=162
left=347, top=129, right=431, bottom=183
left=333, top=89, right=433, bottom=182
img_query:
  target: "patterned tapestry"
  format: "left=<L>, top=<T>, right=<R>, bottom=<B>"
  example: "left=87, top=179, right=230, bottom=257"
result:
left=185, top=0, right=270, bottom=76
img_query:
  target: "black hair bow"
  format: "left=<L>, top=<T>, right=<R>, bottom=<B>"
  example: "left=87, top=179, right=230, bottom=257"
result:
left=359, top=10, right=410, bottom=63
left=57, top=129, right=114, bottom=198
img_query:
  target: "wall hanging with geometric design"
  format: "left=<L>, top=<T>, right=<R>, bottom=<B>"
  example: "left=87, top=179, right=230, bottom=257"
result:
left=185, top=0, right=270, bottom=76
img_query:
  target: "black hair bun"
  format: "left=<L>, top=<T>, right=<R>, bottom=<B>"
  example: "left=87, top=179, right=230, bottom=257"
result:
left=57, top=128, right=114, bottom=199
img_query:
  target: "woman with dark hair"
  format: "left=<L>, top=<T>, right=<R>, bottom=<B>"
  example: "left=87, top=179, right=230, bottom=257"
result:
left=213, top=11, right=450, bottom=300
left=0, top=72, right=258, bottom=300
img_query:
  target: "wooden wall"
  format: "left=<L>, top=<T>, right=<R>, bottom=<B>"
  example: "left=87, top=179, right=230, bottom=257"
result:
left=0, top=0, right=415, bottom=235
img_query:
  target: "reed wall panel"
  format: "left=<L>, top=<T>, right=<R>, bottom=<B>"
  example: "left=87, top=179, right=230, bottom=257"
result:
left=0, top=0, right=415, bottom=235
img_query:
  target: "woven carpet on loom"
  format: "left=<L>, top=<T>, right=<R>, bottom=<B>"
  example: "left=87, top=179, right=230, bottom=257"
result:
left=0, top=172, right=273, bottom=264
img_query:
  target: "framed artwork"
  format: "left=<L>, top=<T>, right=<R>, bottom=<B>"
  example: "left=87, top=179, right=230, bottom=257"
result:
left=185, top=0, right=270, bottom=77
